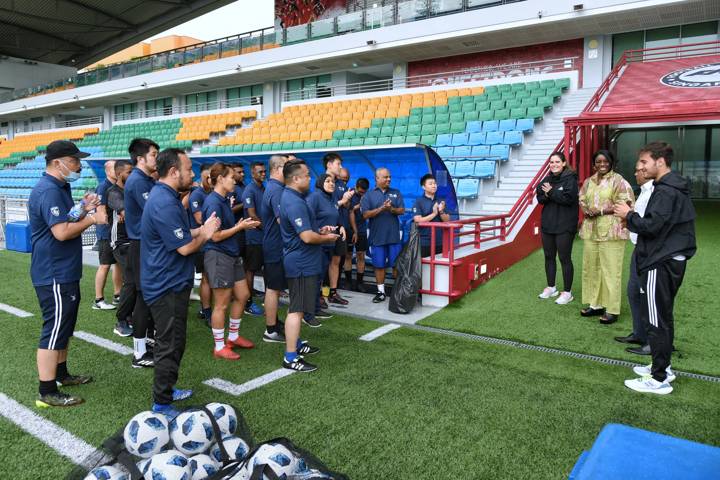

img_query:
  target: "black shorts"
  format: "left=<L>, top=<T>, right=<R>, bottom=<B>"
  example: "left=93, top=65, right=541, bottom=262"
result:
left=35, top=281, right=80, bottom=350
left=353, top=233, right=368, bottom=253
left=112, top=243, right=129, bottom=270
left=264, top=261, right=288, bottom=291
left=127, top=240, right=142, bottom=291
left=287, top=275, right=318, bottom=315
left=194, top=251, right=205, bottom=274
left=204, top=249, right=245, bottom=289
left=243, top=244, right=264, bottom=272
left=98, top=239, right=116, bottom=265
left=333, top=238, right=347, bottom=257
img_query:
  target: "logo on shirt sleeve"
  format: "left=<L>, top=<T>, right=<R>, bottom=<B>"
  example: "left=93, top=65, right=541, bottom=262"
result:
left=192, top=201, right=198, bottom=208
left=50, top=207, right=60, bottom=217
left=142, top=192, right=149, bottom=200
left=246, top=198, right=252, bottom=204
left=173, top=228, right=184, bottom=239
left=294, top=218, right=303, bottom=227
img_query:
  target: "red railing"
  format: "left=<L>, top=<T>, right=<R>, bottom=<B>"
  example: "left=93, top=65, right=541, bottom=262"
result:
left=418, top=139, right=559, bottom=298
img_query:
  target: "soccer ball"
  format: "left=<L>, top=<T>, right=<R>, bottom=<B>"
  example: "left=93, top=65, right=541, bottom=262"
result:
left=189, top=453, right=219, bottom=480
left=124, top=411, right=170, bottom=458
left=205, top=402, right=237, bottom=436
left=144, top=449, right=191, bottom=480
left=170, top=410, right=215, bottom=455
left=209, top=435, right=250, bottom=463
left=84, top=465, right=128, bottom=480
left=246, top=443, right=300, bottom=479
left=136, top=458, right=151, bottom=476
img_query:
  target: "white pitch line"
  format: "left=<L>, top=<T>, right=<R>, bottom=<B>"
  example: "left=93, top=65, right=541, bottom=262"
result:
left=0, top=392, right=107, bottom=468
left=0, top=302, right=33, bottom=317
left=359, top=323, right=403, bottom=342
left=203, top=369, right=295, bottom=396
left=74, top=331, right=133, bottom=356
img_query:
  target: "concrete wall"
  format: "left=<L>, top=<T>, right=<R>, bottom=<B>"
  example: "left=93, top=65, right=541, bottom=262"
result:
left=0, top=57, right=76, bottom=92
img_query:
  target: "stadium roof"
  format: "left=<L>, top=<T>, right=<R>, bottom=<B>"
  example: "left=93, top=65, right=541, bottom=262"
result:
left=0, top=0, right=235, bottom=67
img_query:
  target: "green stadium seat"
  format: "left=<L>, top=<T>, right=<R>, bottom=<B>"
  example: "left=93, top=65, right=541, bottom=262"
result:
left=421, top=124, right=436, bottom=135
left=484, top=85, right=498, bottom=94
left=490, top=100, right=506, bottom=110
left=380, top=126, right=394, bottom=137
left=435, top=105, right=449, bottom=114
left=450, top=112, right=464, bottom=123
left=498, top=84, right=511, bottom=93
left=364, top=137, right=377, bottom=145
left=527, top=106, right=544, bottom=119
left=461, top=103, right=475, bottom=113
left=422, top=106, right=436, bottom=115
left=494, top=109, right=510, bottom=120
left=515, top=90, right=530, bottom=99
left=450, top=122, right=466, bottom=133
left=448, top=104, right=462, bottom=113
left=368, top=127, right=381, bottom=137
left=478, top=110, right=494, bottom=121
left=556, top=78, right=571, bottom=90
left=304, top=141, right=316, bottom=149
left=315, top=140, right=327, bottom=148
left=540, top=79, right=555, bottom=89
left=421, top=134, right=437, bottom=145
left=344, top=129, right=356, bottom=139
left=460, top=96, right=475, bottom=104
left=421, top=114, right=436, bottom=124
left=448, top=96, right=462, bottom=105
left=243, top=144, right=254, bottom=152
left=395, top=116, right=409, bottom=127
left=282, top=141, right=294, bottom=150
left=338, top=139, right=351, bottom=147
left=394, top=125, right=408, bottom=135
left=272, top=142, right=283, bottom=150
left=332, top=130, right=345, bottom=139
left=200, top=146, right=210, bottom=154
left=521, top=97, right=538, bottom=107
left=326, top=139, right=339, bottom=147
left=405, top=135, right=421, bottom=144
left=409, top=115, right=422, bottom=125
left=487, top=92, right=502, bottom=101
left=391, top=135, right=406, bottom=144
left=525, top=81, right=540, bottom=90
left=436, top=113, right=450, bottom=123
left=530, top=89, right=546, bottom=98
left=475, top=101, right=490, bottom=111
left=435, top=123, right=450, bottom=135
left=377, top=136, right=391, bottom=144
left=291, top=141, right=303, bottom=149
left=350, top=138, right=364, bottom=147
left=511, top=83, right=526, bottom=92
left=262, top=144, right=273, bottom=151
left=501, top=92, right=515, bottom=100
left=383, top=118, right=396, bottom=127
left=407, top=124, right=422, bottom=136
left=355, top=128, right=369, bottom=138
left=371, top=118, right=384, bottom=128
left=464, top=111, right=479, bottom=121
left=410, top=107, right=423, bottom=116
left=510, top=107, right=527, bottom=119
left=546, top=87, right=562, bottom=98
left=474, top=93, right=488, bottom=102
left=506, top=99, right=521, bottom=109
left=537, top=96, right=554, bottom=109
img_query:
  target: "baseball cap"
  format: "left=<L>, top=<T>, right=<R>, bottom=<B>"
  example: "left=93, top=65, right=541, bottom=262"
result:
left=45, top=140, right=91, bottom=161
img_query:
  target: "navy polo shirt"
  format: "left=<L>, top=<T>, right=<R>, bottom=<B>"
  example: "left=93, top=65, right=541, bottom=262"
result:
left=241, top=181, right=265, bottom=245
left=413, top=194, right=445, bottom=247
left=350, top=193, right=367, bottom=234
left=261, top=178, right=284, bottom=263
left=95, top=178, right=113, bottom=240
left=228, top=183, right=245, bottom=222
left=334, top=178, right=352, bottom=231
left=189, top=187, right=209, bottom=229
left=360, top=187, right=404, bottom=246
left=279, top=188, right=322, bottom=278
left=307, top=190, right=339, bottom=231
left=28, top=174, right=83, bottom=286
left=124, top=168, right=155, bottom=240
left=140, top=183, right=194, bottom=305
left=202, top=191, right=238, bottom=257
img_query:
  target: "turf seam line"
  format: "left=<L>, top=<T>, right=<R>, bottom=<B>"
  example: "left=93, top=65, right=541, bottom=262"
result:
left=203, top=369, right=295, bottom=396
left=0, top=392, right=110, bottom=469
left=400, top=324, right=720, bottom=384
left=0, top=302, right=33, bottom=317
left=359, top=323, right=403, bottom=341
left=74, top=331, right=133, bottom=356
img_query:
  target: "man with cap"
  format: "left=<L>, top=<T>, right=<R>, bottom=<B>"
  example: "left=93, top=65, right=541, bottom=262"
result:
left=30, top=140, right=108, bottom=407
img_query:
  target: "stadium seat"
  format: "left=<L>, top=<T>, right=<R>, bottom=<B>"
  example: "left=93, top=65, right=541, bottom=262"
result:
left=537, top=96, right=554, bottom=109
left=456, top=178, right=480, bottom=198
left=451, top=133, right=469, bottom=146
left=482, top=121, right=499, bottom=132
left=338, top=139, right=351, bottom=147
left=436, top=113, right=450, bottom=123
left=420, top=134, right=437, bottom=145
left=377, top=136, right=391, bottom=145
left=363, top=137, right=377, bottom=145
left=474, top=161, right=495, bottom=178
left=478, top=110, right=493, bottom=122
left=351, top=138, right=364, bottom=147
left=436, top=146, right=454, bottom=157
left=449, top=122, right=466, bottom=133
left=468, top=132, right=485, bottom=146
left=485, top=131, right=504, bottom=145
left=454, top=145, right=472, bottom=157
left=421, top=124, right=436, bottom=135
left=510, top=107, right=528, bottom=120
left=391, top=135, right=406, bottom=144
left=464, top=111, right=479, bottom=122
left=384, top=118, right=397, bottom=127
left=511, top=83, right=525, bottom=92
left=380, top=126, right=394, bottom=137
left=435, top=134, right=453, bottom=147
left=454, top=160, right=475, bottom=177
left=494, top=109, right=510, bottom=120
left=343, top=129, right=356, bottom=139
left=475, top=101, right=490, bottom=111
left=556, top=78, right=571, bottom=90
left=394, top=125, right=408, bottom=136
left=490, top=144, right=510, bottom=161
left=506, top=99, right=522, bottom=109
left=407, top=124, right=422, bottom=136
left=515, top=118, right=534, bottom=132
left=466, top=121, right=482, bottom=133
left=540, top=79, right=555, bottom=89
left=527, top=106, right=544, bottom=120
left=490, top=100, right=505, bottom=110
left=521, top=97, right=538, bottom=107
left=498, top=119, right=516, bottom=131
left=471, top=145, right=490, bottom=158
left=445, top=161, right=456, bottom=175
left=422, top=114, right=436, bottom=124
left=368, top=127, right=381, bottom=137
left=504, top=131, right=523, bottom=146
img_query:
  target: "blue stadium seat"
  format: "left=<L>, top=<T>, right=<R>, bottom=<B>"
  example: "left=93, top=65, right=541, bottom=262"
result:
left=482, top=120, right=499, bottom=132
left=485, top=131, right=504, bottom=145
left=515, top=118, right=534, bottom=132
left=490, top=144, right=510, bottom=161
left=452, top=178, right=459, bottom=191
left=436, top=146, right=454, bottom=157
left=451, top=133, right=469, bottom=146
left=435, top=134, right=453, bottom=147
left=504, top=131, right=523, bottom=146
left=457, top=178, right=480, bottom=199
left=498, top=119, right=516, bottom=132
left=454, top=160, right=475, bottom=177
left=453, top=145, right=472, bottom=157
left=445, top=161, right=456, bottom=175
left=466, top=121, right=482, bottom=133
left=474, top=161, right=496, bottom=178
left=468, top=132, right=485, bottom=145
left=471, top=145, right=490, bottom=158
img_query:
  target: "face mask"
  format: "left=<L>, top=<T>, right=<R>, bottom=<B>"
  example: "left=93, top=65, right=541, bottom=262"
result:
left=58, top=160, right=81, bottom=183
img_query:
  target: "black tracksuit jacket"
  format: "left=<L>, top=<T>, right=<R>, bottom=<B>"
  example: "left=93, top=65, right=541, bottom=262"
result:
left=536, top=168, right=579, bottom=234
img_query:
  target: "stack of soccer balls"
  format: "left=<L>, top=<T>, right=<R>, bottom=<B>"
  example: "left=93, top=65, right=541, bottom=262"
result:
left=83, top=402, right=330, bottom=480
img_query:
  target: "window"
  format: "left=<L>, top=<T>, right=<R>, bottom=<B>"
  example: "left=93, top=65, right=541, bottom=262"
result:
left=613, top=22, right=719, bottom=64
left=286, top=74, right=332, bottom=100
left=185, top=90, right=218, bottom=113
left=113, top=102, right=137, bottom=121
left=145, top=97, right=172, bottom=118
left=227, top=84, right=263, bottom=107
left=612, top=31, right=644, bottom=65
left=681, top=21, right=719, bottom=44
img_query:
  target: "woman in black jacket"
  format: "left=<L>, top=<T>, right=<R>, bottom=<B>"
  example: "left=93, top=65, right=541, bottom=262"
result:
left=536, top=152, right=579, bottom=305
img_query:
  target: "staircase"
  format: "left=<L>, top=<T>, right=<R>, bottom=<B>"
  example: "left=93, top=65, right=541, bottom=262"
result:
left=477, top=87, right=595, bottom=215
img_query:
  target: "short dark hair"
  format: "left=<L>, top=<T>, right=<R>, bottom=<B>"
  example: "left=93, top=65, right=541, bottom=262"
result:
left=200, top=163, right=212, bottom=172
left=323, top=152, right=342, bottom=170
left=283, top=159, right=306, bottom=183
left=231, top=162, right=244, bottom=168
left=156, top=148, right=186, bottom=178
left=640, top=141, right=673, bottom=167
left=592, top=149, right=616, bottom=170
left=114, top=159, right=132, bottom=176
left=250, top=161, right=265, bottom=170
left=128, top=138, right=159, bottom=165
left=356, top=177, right=369, bottom=190
left=420, top=173, right=435, bottom=186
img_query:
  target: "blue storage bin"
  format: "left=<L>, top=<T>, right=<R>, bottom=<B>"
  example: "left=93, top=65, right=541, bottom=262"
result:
left=6, top=221, right=31, bottom=253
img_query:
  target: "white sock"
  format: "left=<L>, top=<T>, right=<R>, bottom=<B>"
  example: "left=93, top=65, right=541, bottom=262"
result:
left=133, top=338, right=146, bottom=359
left=212, top=328, right=225, bottom=351
left=228, top=318, right=241, bottom=341
left=377, top=284, right=385, bottom=294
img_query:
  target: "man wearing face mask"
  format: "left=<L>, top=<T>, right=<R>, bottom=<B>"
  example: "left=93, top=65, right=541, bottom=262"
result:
left=30, top=140, right=108, bottom=408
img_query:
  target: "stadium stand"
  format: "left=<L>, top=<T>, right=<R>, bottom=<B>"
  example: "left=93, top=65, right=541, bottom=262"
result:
left=75, top=119, right=189, bottom=158
left=0, top=157, right=97, bottom=200
left=175, top=110, right=257, bottom=142
left=0, top=127, right=98, bottom=166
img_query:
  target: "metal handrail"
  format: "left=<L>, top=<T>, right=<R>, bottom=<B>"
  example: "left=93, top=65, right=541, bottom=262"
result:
left=112, top=96, right=262, bottom=122
left=54, top=116, right=103, bottom=128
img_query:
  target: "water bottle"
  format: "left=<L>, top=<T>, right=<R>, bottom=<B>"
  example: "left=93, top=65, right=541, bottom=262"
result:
left=67, top=200, right=86, bottom=222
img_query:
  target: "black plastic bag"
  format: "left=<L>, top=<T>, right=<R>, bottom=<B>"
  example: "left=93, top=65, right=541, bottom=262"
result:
left=389, top=224, right=422, bottom=314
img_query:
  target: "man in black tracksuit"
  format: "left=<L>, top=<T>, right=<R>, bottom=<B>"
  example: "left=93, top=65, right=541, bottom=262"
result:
left=614, top=142, right=696, bottom=395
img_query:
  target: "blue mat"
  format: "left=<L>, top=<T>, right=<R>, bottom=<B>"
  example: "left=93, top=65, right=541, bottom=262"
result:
left=570, top=424, right=720, bottom=479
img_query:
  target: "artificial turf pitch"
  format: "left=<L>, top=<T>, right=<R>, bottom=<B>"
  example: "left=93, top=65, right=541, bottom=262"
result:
left=0, top=203, right=718, bottom=479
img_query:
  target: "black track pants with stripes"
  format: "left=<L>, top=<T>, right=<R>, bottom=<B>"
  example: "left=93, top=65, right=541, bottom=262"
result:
left=640, top=259, right=686, bottom=382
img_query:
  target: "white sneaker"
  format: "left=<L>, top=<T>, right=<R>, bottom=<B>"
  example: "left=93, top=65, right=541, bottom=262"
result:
left=555, top=292, right=574, bottom=305
left=624, top=375, right=673, bottom=395
left=632, top=364, right=676, bottom=383
left=538, top=286, right=559, bottom=299
left=189, top=291, right=201, bottom=301
left=92, top=299, right=116, bottom=310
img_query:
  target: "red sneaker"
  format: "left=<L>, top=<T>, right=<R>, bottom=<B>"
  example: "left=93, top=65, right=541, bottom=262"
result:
left=227, top=336, right=255, bottom=349
left=213, top=345, right=240, bottom=360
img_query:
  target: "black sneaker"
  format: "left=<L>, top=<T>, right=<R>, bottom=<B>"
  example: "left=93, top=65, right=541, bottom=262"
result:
left=282, top=356, right=317, bottom=372
left=328, top=292, right=349, bottom=305
left=302, top=315, right=322, bottom=328
left=372, top=292, right=386, bottom=303
left=132, top=352, right=155, bottom=369
left=315, top=310, right=333, bottom=319
left=263, top=329, right=286, bottom=343
left=113, top=320, right=132, bottom=337
left=297, top=342, right=319, bottom=355
left=36, top=391, right=84, bottom=408
left=146, top=337, right=156, bottom=349
left=56, top=374, right=93, bottom=387
left=112, top=295, right=120, bottom=305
